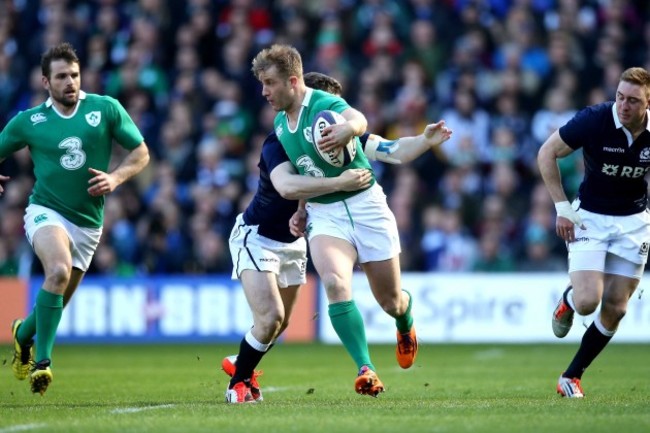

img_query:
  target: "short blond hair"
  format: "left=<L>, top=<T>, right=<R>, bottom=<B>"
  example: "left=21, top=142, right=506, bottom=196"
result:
left=251, top=44, right=303, bottom=81
left=620, top=67, right=650, bottom=99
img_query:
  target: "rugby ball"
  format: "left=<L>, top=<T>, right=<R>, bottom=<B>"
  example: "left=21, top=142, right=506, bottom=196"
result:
left=311, top=110, right=357, bottom=167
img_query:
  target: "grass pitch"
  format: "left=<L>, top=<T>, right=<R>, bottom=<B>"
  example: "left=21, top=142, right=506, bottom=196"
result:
left=1, top=343, right=649, bottom=433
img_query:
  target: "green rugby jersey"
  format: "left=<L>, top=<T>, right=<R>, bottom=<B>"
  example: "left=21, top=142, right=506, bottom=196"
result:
left=0, top=91, right=144, bottom=228
left=274, top=88, right=375, bottom=204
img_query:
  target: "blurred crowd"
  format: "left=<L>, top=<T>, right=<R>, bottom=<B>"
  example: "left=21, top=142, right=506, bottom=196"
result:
left=0, top=0, right=649, bottom=277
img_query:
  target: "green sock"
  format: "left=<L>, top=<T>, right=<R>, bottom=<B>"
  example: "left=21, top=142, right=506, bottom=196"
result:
left=328, top=301, right=374, bottom=371
left=395, top=289, right=414, bottom=334
left=34, top=289, right=64, bottom=364
left=16, top=311, right=37, bottom=345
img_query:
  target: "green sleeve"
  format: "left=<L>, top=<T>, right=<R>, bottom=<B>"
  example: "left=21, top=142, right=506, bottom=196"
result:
left=311, top=91, right=350, bottom=114
left=0, top=114, right=27, bottom=159
left=107, top=97, right=144, bottom=150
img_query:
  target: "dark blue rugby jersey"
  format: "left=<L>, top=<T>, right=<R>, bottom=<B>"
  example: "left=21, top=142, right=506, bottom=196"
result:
left=242, top=133, right=372, bottom=242
left=559, top=102, right=650, bottom=215
left=243, top=132, right=299, bottom=243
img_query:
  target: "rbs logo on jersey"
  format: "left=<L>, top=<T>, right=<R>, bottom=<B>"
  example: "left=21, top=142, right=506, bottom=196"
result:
left=601, top=164, right=650, bottom=178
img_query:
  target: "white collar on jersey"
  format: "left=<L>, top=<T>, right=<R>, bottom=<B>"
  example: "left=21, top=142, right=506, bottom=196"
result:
left=284, top=88, right=313, bottom=133
left=45, top=90, right=87, bottom=119
left=612, top=102, right=650, bottom=146
left=45, top=90, right=87, bottom=108
left=302, top=87, right=314, bottom=107
left=611, top=102, right=650, bottom=132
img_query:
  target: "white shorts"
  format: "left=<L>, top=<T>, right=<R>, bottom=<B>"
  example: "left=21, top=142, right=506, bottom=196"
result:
left=229, top=213, right=307, bottom=288
left=23, top=203, right=102, bottom=272
left=567, top=202, right=650, bottom=279
left=306, top=183, right=401, bottom=263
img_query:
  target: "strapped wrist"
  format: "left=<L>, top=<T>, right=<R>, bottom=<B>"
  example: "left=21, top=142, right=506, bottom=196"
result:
left=554, top=201, right=571, bottom=213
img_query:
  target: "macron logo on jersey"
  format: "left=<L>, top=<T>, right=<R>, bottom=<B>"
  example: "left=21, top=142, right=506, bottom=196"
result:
left=275, top=124, right=283, bottom=138
left=30, top=113, right=47, bottom=125
left=603, top=146, right=624, bottom=153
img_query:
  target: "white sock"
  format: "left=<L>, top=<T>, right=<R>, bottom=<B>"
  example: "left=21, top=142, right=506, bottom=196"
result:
left=245, top=330, right=271, bottom=352
left=593, top=315, right=616, bottom=337
left=565, top=287, right=577, bottom=311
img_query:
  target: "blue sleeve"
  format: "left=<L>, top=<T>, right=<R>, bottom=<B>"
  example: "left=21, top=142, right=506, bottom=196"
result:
left=559, top=104, right=607, bottom=150
left=359, top=133, right=369, bottom=150
left=261, top=132, right=290, bottom=173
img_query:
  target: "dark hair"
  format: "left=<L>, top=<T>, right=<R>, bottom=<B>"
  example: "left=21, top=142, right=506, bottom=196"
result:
left=251, top=44, right=302, bottom=81
left=41, top=42, right=80, bottom=78
left=304, top=72, right=343, bottom=96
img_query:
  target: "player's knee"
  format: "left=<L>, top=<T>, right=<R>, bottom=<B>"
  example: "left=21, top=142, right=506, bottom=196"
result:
left=321, top=275, right=349, bottom=301
left=276, top=319, right=290, bottom=337
left=573, top=297, right=599, bottom=315
left=259, top=312, right=284, bottom=337
left=44, top=262, right=71, bottom=291
left=601, top=301, right=627, bottom=324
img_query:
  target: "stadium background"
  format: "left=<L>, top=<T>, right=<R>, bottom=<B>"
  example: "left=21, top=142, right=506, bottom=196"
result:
left=0, top=1, right=649, bottom=344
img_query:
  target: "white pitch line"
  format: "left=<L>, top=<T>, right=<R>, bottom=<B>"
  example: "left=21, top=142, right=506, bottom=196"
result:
left=474, top=348, right=505, bottom=360
left=0, top=424, right=46, bottom=433
left=262, top=386, right=290, bottom=393
left=110, top=404, right=176, bottom=414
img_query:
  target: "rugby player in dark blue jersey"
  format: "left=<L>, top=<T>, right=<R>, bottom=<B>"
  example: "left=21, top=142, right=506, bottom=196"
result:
left=222, top=72, right=451, bottom=403
left=538, top=67, right=650, bottom=398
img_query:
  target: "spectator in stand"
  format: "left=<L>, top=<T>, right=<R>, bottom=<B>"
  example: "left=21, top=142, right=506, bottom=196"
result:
left=493, top=6, right=551, bottom=80
left=420, top=203, right=445, bottom=271
left=422, top=207, right=477, bottom=272
left=434, top=166, right=482, bottom=234
left=518, top=214, right=567, bottom=272
left=87, top=243, right=137, bottom=277
left=0, top=52, right=23, bottom=125
left=439, top=88, right=490, bottom=163
left=401, top=19, right=445, bottom=83
left=531, top=87, right=577, bottom=148
left=472, top=230, right=516, bottom=272
left=0, top=204, right=30, bottom=276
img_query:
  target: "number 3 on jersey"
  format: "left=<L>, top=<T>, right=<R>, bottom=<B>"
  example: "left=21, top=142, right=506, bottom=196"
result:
left=296, top=155, right=324, bottom=177
left=58, top=137, right=86, bottom=170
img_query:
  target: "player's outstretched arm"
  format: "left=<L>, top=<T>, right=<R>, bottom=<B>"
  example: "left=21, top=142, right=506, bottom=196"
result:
left=87, top=142, right=150, bottom=197
left=270, top=161, right=372, bottom=200
left=364, top=120, right=452, bottom=164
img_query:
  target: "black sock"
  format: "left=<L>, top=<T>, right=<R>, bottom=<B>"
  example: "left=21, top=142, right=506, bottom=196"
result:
left=564, top=322, right=612, bottom=379
left=230, top=338, right=266, bottom=388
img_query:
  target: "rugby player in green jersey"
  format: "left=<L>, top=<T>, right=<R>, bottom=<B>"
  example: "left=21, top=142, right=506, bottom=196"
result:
left=0, top=42, right=150, bottom=395
left=221, top=72, right=451, bottom=403
left=251, top=44, right=421, bottom=397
